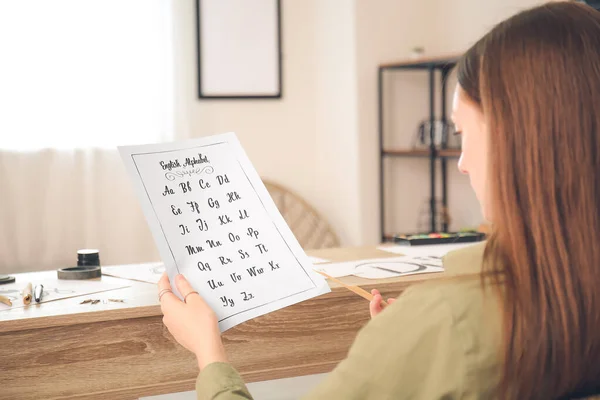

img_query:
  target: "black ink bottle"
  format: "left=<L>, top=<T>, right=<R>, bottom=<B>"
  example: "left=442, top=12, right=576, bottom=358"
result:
left=77, top=249, right=101, bottom=267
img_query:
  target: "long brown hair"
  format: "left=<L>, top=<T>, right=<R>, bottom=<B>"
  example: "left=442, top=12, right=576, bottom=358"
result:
left=457, top=3, right=600, bottom=399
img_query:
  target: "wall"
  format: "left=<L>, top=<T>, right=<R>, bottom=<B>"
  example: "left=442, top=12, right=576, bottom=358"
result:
left=179, top=0, right=318, bottom=203
left=175, top=0, right=362, bottom=246
left=354, top=0, right=547, bottom=244
left=355, top=0, right=455, bottom=244
left=430, top=0, right=548, bottom=54
left=313, top=0, right=361, bottom=246
left=174, top=0, right=549, bottom=248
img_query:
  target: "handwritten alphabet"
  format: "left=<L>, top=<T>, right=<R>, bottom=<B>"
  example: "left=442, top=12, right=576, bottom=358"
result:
left=162, top=185, right=174, bottom=196
left=238, top=209, right=249, bottom=220
left=180, top=225, right=190, bottom=235
left=179, top=181, right=192, bottom=193
left=121, top=133, right=329, bottom=331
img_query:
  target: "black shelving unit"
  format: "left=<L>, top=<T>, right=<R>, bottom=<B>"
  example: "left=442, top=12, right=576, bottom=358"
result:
left=378, top=55, right=460, bottom=242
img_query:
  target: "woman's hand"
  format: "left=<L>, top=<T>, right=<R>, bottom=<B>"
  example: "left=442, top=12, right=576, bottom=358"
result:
left=158, top=272, right=227, bottom=370
left=369, top=289, right=396, bottom=318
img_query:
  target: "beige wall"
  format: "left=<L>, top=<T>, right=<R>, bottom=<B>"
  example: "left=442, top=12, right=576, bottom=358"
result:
left=175, top=0, right=363, bottom=246
left=313, top=0, right=362, bottom=245
left=355, top=0, right=452, bottom=243
left=431, top=0, right=548, bottom=54
left=355, top=0, right=547, bottom=243
left=180, top=0, right=319, bottom=207
left=175, top=0, right=365, bottom=246
left=176, top=0, right=548, bottom=247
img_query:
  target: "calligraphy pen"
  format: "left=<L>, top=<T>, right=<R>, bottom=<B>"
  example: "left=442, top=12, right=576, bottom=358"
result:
left=314, top=270, right=389, bottom=309
left=0, top=295, right=12, bottom=307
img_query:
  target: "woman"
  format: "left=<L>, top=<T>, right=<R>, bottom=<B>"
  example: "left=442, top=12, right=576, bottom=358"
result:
left=158, top=2, right=600, bottom=398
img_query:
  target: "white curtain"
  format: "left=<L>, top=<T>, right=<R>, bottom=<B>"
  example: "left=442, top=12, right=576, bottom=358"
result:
left=0, top=149, right=159, bottom=272
left=0, top=0, right=189, bottom=273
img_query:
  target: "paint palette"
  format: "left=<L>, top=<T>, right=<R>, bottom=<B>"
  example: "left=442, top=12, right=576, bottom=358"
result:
left=393, top=231, right=485, bottom=246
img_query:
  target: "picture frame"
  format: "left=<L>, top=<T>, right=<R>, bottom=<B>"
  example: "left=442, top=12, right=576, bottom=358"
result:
left=196, top=0, right=282, bottom=99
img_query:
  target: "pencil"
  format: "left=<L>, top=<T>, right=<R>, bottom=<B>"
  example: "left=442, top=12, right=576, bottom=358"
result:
left=314, top=269, right=389, bottom=308
left=0, top=295, right=12, bottom=307
left=23, top=282, right=32, bottom=305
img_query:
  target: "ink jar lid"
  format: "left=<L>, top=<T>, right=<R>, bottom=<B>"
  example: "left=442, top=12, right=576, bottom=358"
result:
left=77, top=249, right=100, bottom=267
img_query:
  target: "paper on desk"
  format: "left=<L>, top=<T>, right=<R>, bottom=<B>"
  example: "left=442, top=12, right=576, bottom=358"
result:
left=377, top=242, right=476, bottom=258
left=102, top=262, right=165, bottom=284
left=0, top=279, right=129, bottom=309
left=315, top=256, right=444, bottom=279
left=119, top=133, right=330, bottom=332
left=103, top=259, right=329, bottom=285
left=103, top=259, right=330, bottom=285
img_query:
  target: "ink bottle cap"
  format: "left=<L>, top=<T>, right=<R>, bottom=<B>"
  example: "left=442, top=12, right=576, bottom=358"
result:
left=77, top=249, right=100, bottom=267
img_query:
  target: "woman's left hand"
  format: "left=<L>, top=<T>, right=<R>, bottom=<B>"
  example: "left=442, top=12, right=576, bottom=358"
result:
left=369, top=289, right=396, bottom=318
left=158, top=272, right=227, bottom=370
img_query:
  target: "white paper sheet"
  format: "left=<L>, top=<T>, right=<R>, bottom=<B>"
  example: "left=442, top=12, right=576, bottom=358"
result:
left=377, top=242, right=476, bottom=258
left=316, top=256, right=444, bottom=279
left=102, top=262, right=165, bottom=284
left=307, top=256, right=329, bottom=265
left=0, top=279, right=129, bottom=309
left=119, top=133, right=330, bottom=331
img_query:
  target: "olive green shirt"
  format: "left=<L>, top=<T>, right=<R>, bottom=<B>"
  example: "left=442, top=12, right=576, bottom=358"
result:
left=196, top=242, right=503, bottom=399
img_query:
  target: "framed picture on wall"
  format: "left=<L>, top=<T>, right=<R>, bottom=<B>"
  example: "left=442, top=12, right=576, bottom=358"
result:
left=196, top=0, right=282, bottom=99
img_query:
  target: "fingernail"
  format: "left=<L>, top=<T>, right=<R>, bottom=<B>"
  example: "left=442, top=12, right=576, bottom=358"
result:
left=176, top=274, right=184, bottom=281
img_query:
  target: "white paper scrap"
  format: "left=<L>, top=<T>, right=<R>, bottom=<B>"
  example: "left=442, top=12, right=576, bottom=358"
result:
left=308, top=256, right=329, bottom=265
left=316, top=256, right=444, bottom=279
left=102, top=262, right=165, bottom=284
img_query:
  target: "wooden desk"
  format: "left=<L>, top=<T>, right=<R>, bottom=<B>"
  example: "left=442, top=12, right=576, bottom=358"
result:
left=0, top=246, right=445, bottom=400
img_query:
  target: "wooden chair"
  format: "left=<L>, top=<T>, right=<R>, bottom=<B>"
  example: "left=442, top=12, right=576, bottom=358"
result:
left=263, top=180, right=340, bottom=250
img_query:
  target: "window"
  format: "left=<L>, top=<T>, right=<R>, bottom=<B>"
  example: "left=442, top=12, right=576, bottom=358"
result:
left=0, top=0, right=173, bottom=150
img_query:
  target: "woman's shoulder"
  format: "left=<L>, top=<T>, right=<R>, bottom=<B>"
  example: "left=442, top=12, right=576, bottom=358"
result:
left=442, top=241, right=488, bottom=276
left=379, top=241, right=501, bottom=335
left=354, top=242, right=503, bottom=397
left=371, top=265, right=502, bottom=355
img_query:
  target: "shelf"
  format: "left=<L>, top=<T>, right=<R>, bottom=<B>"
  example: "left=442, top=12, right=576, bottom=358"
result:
left=379, top=53, right=462, bottom=238
left=382, top=148, right=461, bottom=158
left=439, top=149, right=462, bottom=158
left=379, top=53, right=462, bottom=70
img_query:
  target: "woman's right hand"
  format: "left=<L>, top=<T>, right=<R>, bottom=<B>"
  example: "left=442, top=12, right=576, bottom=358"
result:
left=158, top=273, right=227, bottom=370
left=369, top=289, right=396, bottom=318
